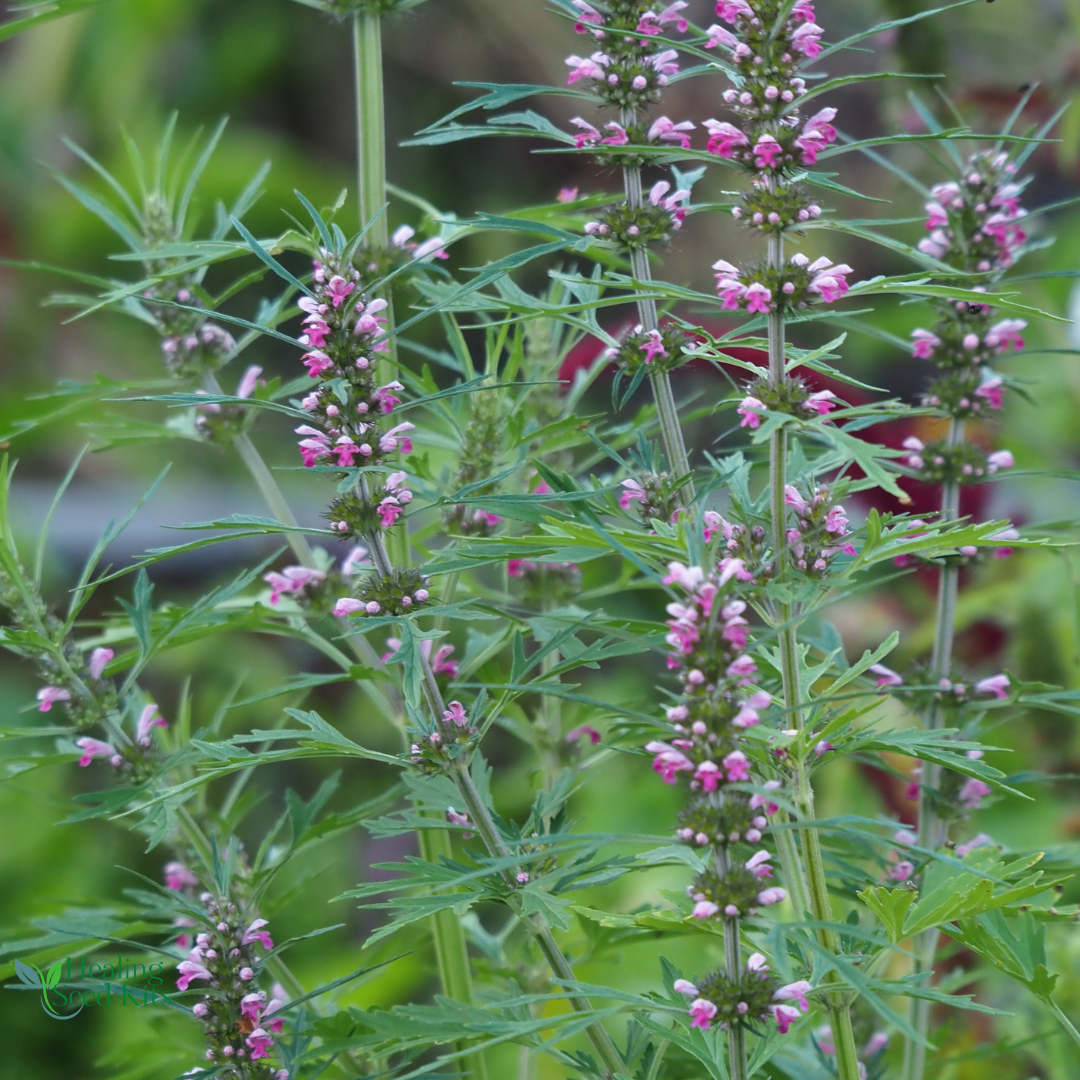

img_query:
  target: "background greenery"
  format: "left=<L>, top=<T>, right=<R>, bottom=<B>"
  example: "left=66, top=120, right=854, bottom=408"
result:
left=2, top=0, right=1080, bottom=1077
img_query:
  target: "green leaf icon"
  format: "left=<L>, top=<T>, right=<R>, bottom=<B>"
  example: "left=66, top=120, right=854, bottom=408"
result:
left=45, top=962, right=62, bottom=990
left=13, top=959, right=41, bottom=988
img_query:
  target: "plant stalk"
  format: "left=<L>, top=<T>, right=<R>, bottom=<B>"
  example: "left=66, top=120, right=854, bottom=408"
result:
left=715, top=837, right=748, bottom=1080
left=765, top=229, right=861, bottom=1080
left=620, top=112, right=693, bottom=500
left=903, top=418, right=964, bottom=1080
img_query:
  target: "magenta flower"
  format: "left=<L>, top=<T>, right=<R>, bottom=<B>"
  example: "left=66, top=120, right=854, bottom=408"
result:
left=176, top=959, right=212, bottom=992
left=242, top=918, right=274, bottom=951
left=332, top=598, right=365, bottom=617
left=975, top=674, right=1010, bottom=699
left=601, top=122, right=629, bottom=146
left=619, top=478, right=647, bottom=509
left=689, top=997, right=718, bottom=1030
left=640, top=329, right=668, bottom=364
left=716, top=0, right=753, bottom=24
left=241, top=991, right=268, bottom=1024
left=326, top=275, right=355, bottom=308
left=88, top=647, right=114, bottom=680
left=377, top=497, right=404, bottom=528
left=986, top=318, right=1026, bottom=351
left=246, top=1029, right=274, bottom=1061
left=165, top=861, right=199, bottom=890
left=737, top=396, right=765, bottom=429
left=37, top=686, right=71, bottom=712
left=775, top=980, right=813, bottom=1012
left=442, top=701, right=469, bottom=727
left=301, top=349, right=333, bottom=378
left=236, top=365, right=263, bottom=399
left=911, top=329, right=942, bottom=359
left=648, top=116, right=695, bottom=149
left=791, top=20, right=824, bottom=58
left=804, top=390, right=837, bottom=416
left=890, top=860, right=915, bottom=883
left=752, top=135, right=782, bottom=170
left=746, top=850, right=774, bottom=879
left=565, top=52, right=609, bottom=85
left=703, top=119, right=749, bottom=159
left=723, top=749, right=750, bottom=782
left=744, top=282, right=772, bottom=313
left=959, top=778, right=993, bottom=810
left=136, top=704, right=168, bottom=746
left=446, top=807, right=470, bottom=827
left=566, top=725, right=601, bottom=745
left=704, top=23, right=739, bottom=49
left=673, top=978, right=698, bottom=997
left=956, top=833, right=994, bottom=858
left=870, top=663, right=903, bottom=689
left=692, top=899, right=720, bottom=919
left=757, top=886, right=787, bottom=907
left=987, top=450, right=1014, bottom=473
left=570, top=117, right=601, bottom=147
left=75, top=737, right=119, bottom=768
left=975, top=376, right=1005, bottom=409
left=795, top=108, right=837, bottom=164
left=645, top=741, right=694, bottom=784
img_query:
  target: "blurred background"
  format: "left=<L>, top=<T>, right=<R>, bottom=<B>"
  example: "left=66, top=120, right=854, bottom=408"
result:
left=2, top=0, right=1080, bottom=1077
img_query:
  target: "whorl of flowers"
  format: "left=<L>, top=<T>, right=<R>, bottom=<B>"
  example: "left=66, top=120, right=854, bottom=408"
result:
left=644, top=556, right=807, bottom=1037
left=170, top=870, right=287, bottom=1079
left=291, top=251, right=413, bottom=480
left=565, top=2, right=693, bottom=248
left=906, top=150, right=1028, bottom=481
left=783, top=484, right=856, bottom=579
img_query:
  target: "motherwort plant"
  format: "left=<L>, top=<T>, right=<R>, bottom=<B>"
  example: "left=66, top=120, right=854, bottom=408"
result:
left=6, top=1, right=1080, bottom=1079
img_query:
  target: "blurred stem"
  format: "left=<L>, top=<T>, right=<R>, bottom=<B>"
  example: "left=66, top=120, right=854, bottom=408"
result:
left=1050, top=1000, right=1080, bottom=1051
left=714, top=836, right=748, bottom=1080
left=452, top=761, right=624, bottom=1079
left=620, top=111, right=693, bottom=501
left=766, top=229, right=860, bottom=1080
left=905, top=419, right=964, bottom=1080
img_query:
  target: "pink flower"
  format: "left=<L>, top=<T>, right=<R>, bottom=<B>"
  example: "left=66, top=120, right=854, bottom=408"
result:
left=446, top=807, right=470, bottom=827
left=648, top=116, right=695, bottom=149
left=890, top=860, right=915, bottom=883
left=246, top=1029, right=274, bottom=1061
left=911, top=329, right=941, bottom=359
left=870, top=663, right=903, bottom=689
left=673, top=978, right=699, bottom=997
left=640, top=329, right=668, bottom=364
left=975, top=376, right=1004, bottom=409
left=241, top=991, right=268, bottom=1024
left=662, top=562, right=705, bottom=591
left=556, top=187, right=579, bottom=203
left=379, top=422, right=415, bottom=455
left=648, top=48, right=680, bottom=78
left=236, top=365, right=263, bottom=399
left=656, top=1, right=688, bottom=31
left=750, top=780, right=782, bottom=816
left=987, top=449, right=1014, bottom=473
left=176, top=959, right=212, bottom=992
left=814, top=740, right=835, bottom=757
left=703, top=119, right=749, bottom=159
left=784, top=485, right=809, bottom=516
left=620, top=478, right=647, bottom=509
left=75, top=737, right=118, bottom=768
left=375, top=381, right=404, bottom=413
left=807, top=256, right=852, bottom=303
left=302, top=349, right=333, bottom=378
left=565, top=52, right=609, bottom=85
left=985, top=319, right=1026, bottom=351
left=752, top=135, right=782, bottom=170
left=326, top=275, right=355, bottom=308
left=804, top=390, right=836, bottom=416
left=716, top=0, right=752, bottom=24
left=924, top=201, right=948, bottom=229
left=694, top=760, right=721, bottom=793
left=88, top=647, right=114, bottom=680
left=570, top=117, right=600, bottom=147
left=443, top=701, right=469, bottom=727
left=601, top=122, right=629, bottom=146
left=902, top=436, right=925, bottom=470
left=737, top=396, right=765, bottom=429
left=795, top=108, right=837, bottom=164
left=704, top=23, right=739, bottom=49
left=136, top=704, right=168, bottom=746
left=692, top=899, right=720, bottom=919
left=791, top=21, right=824, bottom=58
left=646, top=740, right=694, bottom=783
left=37, top=685, right=71, bottom=712
left=566, top=725, right=601, bottom=745
left=723, top=750, right=750, bottom=782
left=757, top=886, right=787, bottom=906
left=571, top=0, right=603, bottom=34
left=976, top=674, right=1010, bottom=699
left=165, top=861, right=199, bottom=890
left=959, top=778, right=992, bottom=810
left=744, top=282, right=772, bottom=313
left=332, top=598, right=366, bottom=617
left=775, top=980, right=812, bottom=1012
left=734, top=691, right=770, bottom=729
left=771, top=1003, right=803, bottom=1035
left=689, top=998, right=718, bottom=1029
left=264, top=566, right=326, bottom=605
left=243, top=918, right=274, bottom=951
left=746, top=850, right=774, bottom=878
left=377, top=497, right=404, bottom=528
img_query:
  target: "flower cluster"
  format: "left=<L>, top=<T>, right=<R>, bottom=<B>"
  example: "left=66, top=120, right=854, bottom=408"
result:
left=173, top=879, right=287, bottom=1078
left=642, top=559, right=812, bottom=1037
left=702, top=512, right=773, bottom=585
left=620, top=471, right=682, bottom=526
left=565, top=1, right=687, bottom=110
left=332, top=566, right=431, bottom=618
left=604, top=323, right=692, bottom=374
left=584, top=180, right=690, bottom=247
left=736, top=373, right=837, bottom=429
left=151, top=282, right=238, bottom=379
left=192, top=365, right=266, bottom=443
left=291, top=252, right=413, bottom=477
left=783, top=484, right=856, bottom=578
left=714, top=253, right=852, bottom=315
left=674, top=955, right=812, bottom=1036
left=905, top=150, right=1028, bottom=481
left=409, top=700, right=478, bottom=773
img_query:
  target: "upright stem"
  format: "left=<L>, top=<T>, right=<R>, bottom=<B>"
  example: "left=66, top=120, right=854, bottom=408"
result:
left=620, top=113, right=693, bottom=500
left=714, top=835, right=748, bottom=1080
left=354, top=13, right=387, bottom=249
left=904, top=418, right=964, bottom=1080
left=765, top=229, right=861, bottom=1080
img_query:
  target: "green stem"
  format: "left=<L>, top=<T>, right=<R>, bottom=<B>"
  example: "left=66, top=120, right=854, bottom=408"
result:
left=904, top=418, right=964, bottom=1080
left=620, top=115, right=693, bottom=501
left=765, top=229, right=861, bottom=1080
left=1050, top=1000, right=1080, bottom=1052
left=354, top=13, right=387, bottom=247
left=715, top=839, right=748, bottom=1080
left=453, top=762, right=624, bottom=1079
